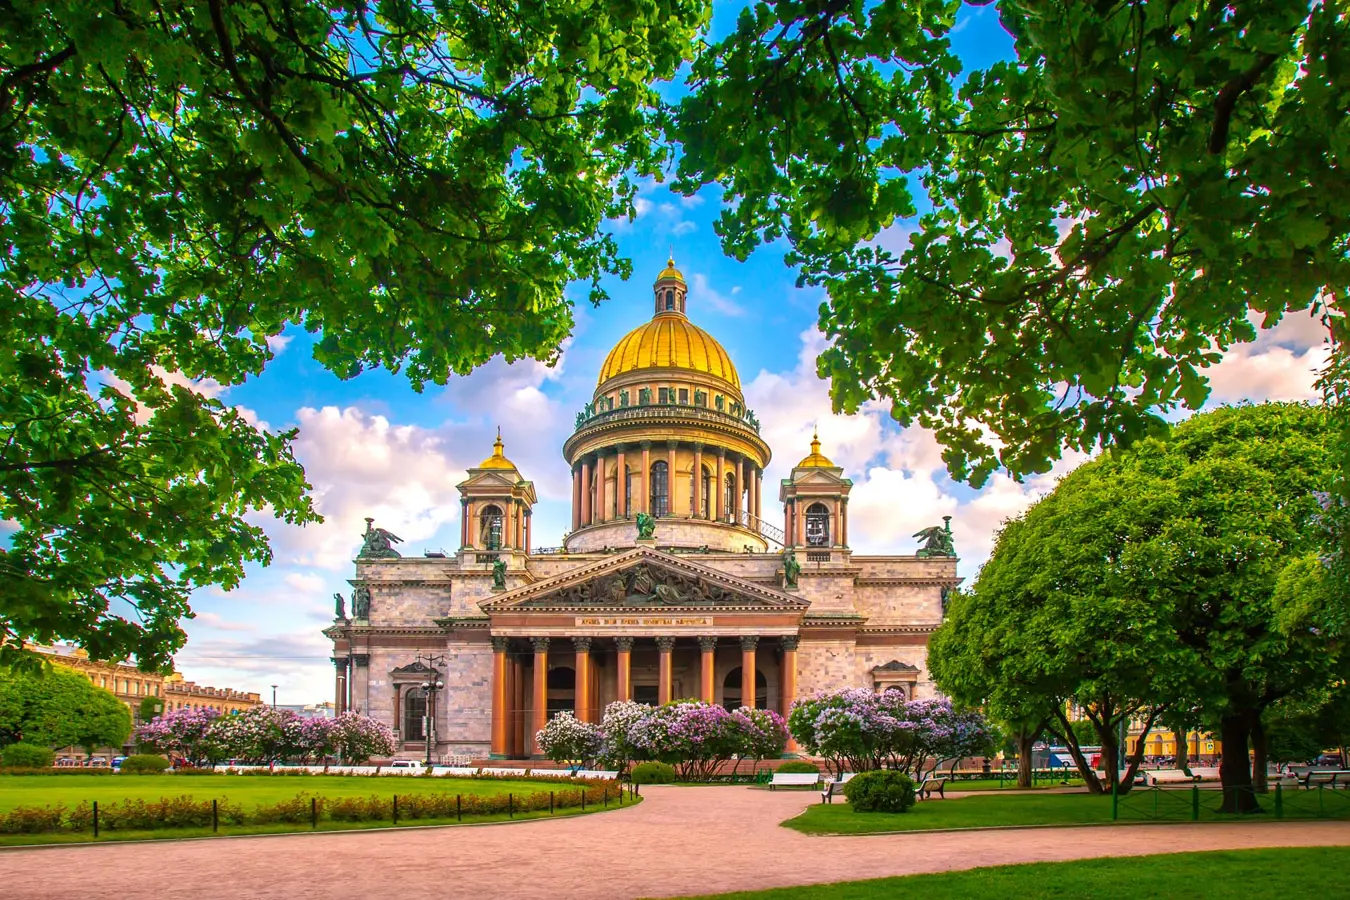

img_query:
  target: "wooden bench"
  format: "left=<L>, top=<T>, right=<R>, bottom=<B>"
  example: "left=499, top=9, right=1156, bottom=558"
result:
left=919, top=777, right=949, bottom=800
left=1146, top=769, right=1200, bottom=786
left=770, top=772, right=821, bottom=791
left=1298, top=770, right=1350, bottom=788
left=819, top=772, right=855, bottom=804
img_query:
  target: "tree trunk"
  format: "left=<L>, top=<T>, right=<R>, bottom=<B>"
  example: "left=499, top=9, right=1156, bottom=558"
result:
left=1251, top=718, right=1268, bottom=793
left=1017, top=733, right=1034, bottom=789
left=1174, top=729, right=1190, bottom=775
left=1053, top=710, right=1105, bottom=794
left=1218, top=712, right=1261, bottom=814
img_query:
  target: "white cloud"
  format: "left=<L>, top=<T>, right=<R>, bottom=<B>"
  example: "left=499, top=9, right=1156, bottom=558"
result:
left=673, top=221, right=696, bottom=236
left=1205, top=309, right=1330, bottom=405
left=266, top=333, right=293, bottom=355
left=688, top=272, right=747, bottom=318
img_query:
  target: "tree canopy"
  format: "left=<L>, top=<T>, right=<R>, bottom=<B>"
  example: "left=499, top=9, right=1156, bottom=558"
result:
left=0, top=0, right=707, bottom=668
left=0, top=663, right=132, bottom=752
left=675, top=0, right=1346, bottom=485
left=931, top=402, right=1337, bottom=807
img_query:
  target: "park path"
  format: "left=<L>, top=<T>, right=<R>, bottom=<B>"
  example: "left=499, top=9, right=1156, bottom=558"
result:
left=1, top=786, right=1347, bottom=900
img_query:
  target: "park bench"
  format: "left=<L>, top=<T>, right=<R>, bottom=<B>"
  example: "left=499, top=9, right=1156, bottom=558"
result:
left=1145, top=769, right=1200, bottom=786
left=1298, top=770, right=1350, bottom=789
left=919, top=777, right=949, bottom=800
left=819, top=772, right=855, bottom=804
left=770, top=772, right=821, bottom=791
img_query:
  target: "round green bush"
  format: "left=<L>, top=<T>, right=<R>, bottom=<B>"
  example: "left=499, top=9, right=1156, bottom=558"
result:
left=629, top=761, right=677, bottom=784
left=843, top=770, right=916, bottom=813
left=1, top=743, right=55, bottom=769
left=776, top=760, right=820, bottom=774
left=120, top=754, right=170, bottom=774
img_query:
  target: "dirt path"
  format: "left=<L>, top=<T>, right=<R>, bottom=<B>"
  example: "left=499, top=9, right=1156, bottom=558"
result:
left=1, top=786, right=1346, bottom=900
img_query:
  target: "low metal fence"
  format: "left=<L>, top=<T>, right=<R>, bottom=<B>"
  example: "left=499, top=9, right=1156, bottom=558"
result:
left=1112, top=783, right=1350, bottom=822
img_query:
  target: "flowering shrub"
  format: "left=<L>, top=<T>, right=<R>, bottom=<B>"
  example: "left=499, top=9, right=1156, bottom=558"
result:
left=134, top=707, right=221, bottom=766
left=535, top=712, right=604, bottom=769
left=599, top=700, right=651, bottom=772
left=731, top=707, right=789, bottom=766
left=629, top=701, right=745, bottom=781
left=789, top=691, right=994, bottom=779
left=330, top=712, right=396, bottom=763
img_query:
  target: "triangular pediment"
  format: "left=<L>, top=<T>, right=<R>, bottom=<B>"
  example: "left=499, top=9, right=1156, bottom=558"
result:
left=793, top=468, right=846, bottom=485
left=458, top=470, right=522, bottom=490
left=481, top=546, right=807, bottom=612
left=871, top=660, right=920, bottom=674
left=390, top=660, right=439, bottom=676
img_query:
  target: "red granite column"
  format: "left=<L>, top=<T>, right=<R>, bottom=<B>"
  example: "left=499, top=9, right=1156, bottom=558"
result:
left=657, top=637, right=675, bottom=704
left=530, top=637, right=549, bottom=756
left=740, top=636, right=759, bottom=709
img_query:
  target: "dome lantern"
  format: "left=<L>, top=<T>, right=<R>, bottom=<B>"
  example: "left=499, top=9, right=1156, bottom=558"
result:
left=653, top=255, right=688, bottom=317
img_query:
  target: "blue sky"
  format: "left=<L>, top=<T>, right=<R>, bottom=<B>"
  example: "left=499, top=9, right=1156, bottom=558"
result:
left=167, top=3, right=1330, bottom=703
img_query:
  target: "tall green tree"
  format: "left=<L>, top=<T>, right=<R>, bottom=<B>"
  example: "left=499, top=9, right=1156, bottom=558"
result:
left=0, top=0, right=708, bottom=668
left=937, top=402, right=1336, bottom=811
left=0, top=663, right=132, bottom=752
left=675, top=0, right=1347, bottom=485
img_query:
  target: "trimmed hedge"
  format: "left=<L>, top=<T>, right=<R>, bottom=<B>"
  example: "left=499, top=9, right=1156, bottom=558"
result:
left=629, top=761, right=677, bottom=784
left=0, top=766, right=114, bottom=776
left=1, top=744, right=55, bottom=768
left=776, top=760, right=820, bottom=774
left=843, top=770, right=916, bottom=813
left=0, top=779, right=624, bottom=834
left=120, top=755, right=170, bottom=774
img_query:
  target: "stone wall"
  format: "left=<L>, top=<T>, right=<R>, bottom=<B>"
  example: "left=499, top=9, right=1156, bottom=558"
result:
left=796, top=638, right=858, bottom=697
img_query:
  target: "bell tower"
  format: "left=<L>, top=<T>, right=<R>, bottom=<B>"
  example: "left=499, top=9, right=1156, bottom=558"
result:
left=457, top=430, right=537, bottom=555
left=780, top=430, right=851, bottom=550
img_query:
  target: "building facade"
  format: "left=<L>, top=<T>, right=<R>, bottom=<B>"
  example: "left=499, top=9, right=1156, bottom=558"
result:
left=325, top=262, right=960, bottom=760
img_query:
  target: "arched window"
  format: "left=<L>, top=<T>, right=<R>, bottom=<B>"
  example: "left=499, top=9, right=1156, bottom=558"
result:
left=403, top=688, right=427, bottom=741
left=480, top=504, right=504, bottom=550
left=723, top=473, right=737, bottom=521
left=806, top=502, right=830, bottom=547
left=690, top=465, right=713, bottom=519
left=722, top=667, right=769, bottom=711
left=650, top=461, right=669, bottom=517
left=625, top=466, right=634, bottom=517
left=547, top=666, right=576, bottom=718
left=665, top=288, right=675, bottom=311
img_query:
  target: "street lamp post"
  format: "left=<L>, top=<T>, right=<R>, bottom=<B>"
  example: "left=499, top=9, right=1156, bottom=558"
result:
left=271, top=685, right=278, bottom=709
left=420, top=677, right=445, bottom=767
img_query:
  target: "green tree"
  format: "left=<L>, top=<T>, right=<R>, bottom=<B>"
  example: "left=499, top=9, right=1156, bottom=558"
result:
left=674, top=0, right=1347, bottom=485
left=0, top=664, right=132, bottom=752
left=939, top=403, right=1335, bottom=811
left=0, top=0, right=708, bottom=669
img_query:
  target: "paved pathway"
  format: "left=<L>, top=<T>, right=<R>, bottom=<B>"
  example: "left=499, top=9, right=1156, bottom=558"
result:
left=2, top=786, right=1347, bottom=900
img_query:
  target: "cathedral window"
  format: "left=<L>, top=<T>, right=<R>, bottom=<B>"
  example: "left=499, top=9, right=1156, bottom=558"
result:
left=678, top=388, right=689, bottom=405
left=650, top=461, right=669, bottom=517
left=480, top=504, right=505, bottom=550
left=700, top=466, right=713, bottom=519
left=806, top=502, right=830, bottom=546
left=665, top=288, right=675, bottom=311
left=403, top=688, right=427, bottom=741
left=625, top=467, right=634, bottom=517
left=722, top=667, right=768, bottom=711
left=658, top=387, right=669, bottom=404
left=723, top=473, right=736, bottom=521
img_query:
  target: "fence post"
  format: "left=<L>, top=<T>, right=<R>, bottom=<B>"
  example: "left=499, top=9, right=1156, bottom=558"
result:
left=456, top=794, right=461, bottom=822
left=212, top=798, right=218, bottom=833
left=93, top=800, right=99, bottom=838
left=582, top=789, right=586, bottom=812
left=604, top=787, right=608, bottom=808
left=1110, top=778, right=1118, bottom=821
left=508, top=793, right=513, bottom=818
left=550, top=791, right=554, bottom=815
left=1275, top=783, right=1283, bottom=819
left=311, top=797, right=317, bottom=829
left=1192, top=785, right=1200, bottom=822
left=393, top=794, right=398, bottom=824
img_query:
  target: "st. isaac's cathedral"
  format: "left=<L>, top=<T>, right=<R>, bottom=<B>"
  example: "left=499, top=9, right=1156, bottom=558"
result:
left=325, top=261, right=960, bottom=760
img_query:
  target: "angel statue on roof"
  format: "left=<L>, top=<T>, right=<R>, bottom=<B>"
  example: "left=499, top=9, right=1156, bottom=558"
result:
left=358, top=517, right=403, bottom=559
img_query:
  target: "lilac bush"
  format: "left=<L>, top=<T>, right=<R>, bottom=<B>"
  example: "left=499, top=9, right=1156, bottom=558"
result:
left=788, top=690, right=994, bottom=780
left=599, top=700, right=651, bottom=772
left=134, top=707, right=221, bottom=766
left=732, top=707, right=789, bottom=767
left=629, top=700, right=744, bottom=781
left=535, top=712, right=605, bottom=769
left=330, top=712, right=395, bottom=763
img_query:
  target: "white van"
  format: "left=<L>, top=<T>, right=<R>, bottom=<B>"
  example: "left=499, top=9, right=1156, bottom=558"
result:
left=387, top=759, right=425, bottom=769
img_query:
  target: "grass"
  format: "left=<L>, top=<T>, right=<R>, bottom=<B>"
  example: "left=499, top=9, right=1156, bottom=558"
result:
left=662, top=848, right=1350, bottom=899
left=787, top=792, right=1109, bottom=834
left=0, top=773, right=557, bottom=814
left=0, top=773, right=638, bottom=846
left=941, top=777, right=1085, bottom=792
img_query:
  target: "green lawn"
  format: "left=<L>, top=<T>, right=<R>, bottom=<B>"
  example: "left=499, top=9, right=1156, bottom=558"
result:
left=786, top=792, right=1110, bottom=834
left=663, top=848, right=1350, bottom=899
left=942, top=777, right=1085, bottom=792
left=0, top=773, right=560, bottom=814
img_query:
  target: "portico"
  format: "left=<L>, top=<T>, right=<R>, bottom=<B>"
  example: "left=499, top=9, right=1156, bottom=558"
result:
left=480, top=545, right=806, bottom=757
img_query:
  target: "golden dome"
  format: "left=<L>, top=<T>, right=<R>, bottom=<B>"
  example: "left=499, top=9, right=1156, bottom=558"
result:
left=797, top=429, right=835, bottom=468
left=597, top=314, right=740, bottom=390
left=657, top=256, right=685, bottom=283
left=478, top=430, right=517, bottom=470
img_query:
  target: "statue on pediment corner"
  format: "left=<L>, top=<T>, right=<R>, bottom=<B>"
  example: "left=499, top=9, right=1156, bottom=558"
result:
left=359, top=518, right=403, bottom=558
left=914, top=515, right=955, bottom=558
left=333, top=592, right=346, bottom=620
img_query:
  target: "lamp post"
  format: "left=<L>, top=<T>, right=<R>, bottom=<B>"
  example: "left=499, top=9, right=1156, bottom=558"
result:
left=271, top=685, right=278, bottom=709
left=420, top=677, right=445, bottom=767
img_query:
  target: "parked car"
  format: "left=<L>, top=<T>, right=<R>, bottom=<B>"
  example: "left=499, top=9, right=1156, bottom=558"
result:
left=55, top=756, right=76, bottom=767
left=1314, top=753, right=1344, bottom=767
left=111, top=756, right=127, bottom=770
left=387, top=759, right=425, bottom=769
left=85, top=756, right=109, bottom=767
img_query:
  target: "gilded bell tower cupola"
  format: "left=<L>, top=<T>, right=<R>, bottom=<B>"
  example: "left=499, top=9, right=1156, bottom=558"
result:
left=654, top=256, right=688, bottom=316
left=457, top=429, right=538, bottom=555
left=781, top=429, right=852, bottom=550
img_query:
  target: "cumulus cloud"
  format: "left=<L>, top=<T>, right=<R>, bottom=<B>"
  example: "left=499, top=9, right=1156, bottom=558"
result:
left=173, top=629, right=336, bottom=705
left=1204, top=309, right=1330, bottom=405
left=688, top=272, right=747, bottom=318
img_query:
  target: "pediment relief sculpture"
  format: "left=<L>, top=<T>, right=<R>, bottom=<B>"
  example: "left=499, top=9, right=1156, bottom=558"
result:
left=520, top=563, right=756, bottom=608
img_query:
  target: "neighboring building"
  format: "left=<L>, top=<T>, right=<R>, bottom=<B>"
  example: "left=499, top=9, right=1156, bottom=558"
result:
left=325, top=261, right=959, bottom=761
left=277, top=702, right=336, bottom=719
left=34, top=645, right=261, bottom=724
